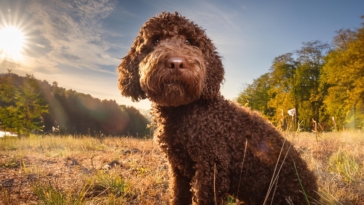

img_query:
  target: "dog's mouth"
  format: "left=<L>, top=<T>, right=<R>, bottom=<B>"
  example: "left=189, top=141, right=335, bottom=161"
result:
left=164, top=79, right=183, bottom=87
left=162, top=79, right=187, bottom=95
left=141, top=74, right=200, bottom=106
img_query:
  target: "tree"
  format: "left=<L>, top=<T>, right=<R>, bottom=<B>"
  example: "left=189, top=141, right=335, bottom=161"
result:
left=241, top=41, right=330, bottom=132
left=267, top=53, right=299, bottom=130
left=237, top=73, right=274, bottom=119
left=323, top=23, right=364, bottom=130
left=1, top=73, right=150, bottom=137
left=0, top=71, right=18, bottom=132
left=295, top=41, right=330, bottom=130
left=237, top=17, right=364, bottom=131
left=14, top=74, right=48, bottom=136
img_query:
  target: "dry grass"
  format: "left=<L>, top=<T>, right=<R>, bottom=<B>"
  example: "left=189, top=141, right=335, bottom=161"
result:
left=284, top=131, right=364, bottom=205
left=0, top=135, right=169, bottom=205
left=0, top=131, right=363, bottom=205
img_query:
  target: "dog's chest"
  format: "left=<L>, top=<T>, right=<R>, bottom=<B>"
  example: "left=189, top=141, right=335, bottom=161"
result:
left=159, top=118, right=199, bottom=176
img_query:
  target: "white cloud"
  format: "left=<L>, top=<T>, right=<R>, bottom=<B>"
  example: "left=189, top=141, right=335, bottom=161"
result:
left=23, top=0, right=118, bottom=73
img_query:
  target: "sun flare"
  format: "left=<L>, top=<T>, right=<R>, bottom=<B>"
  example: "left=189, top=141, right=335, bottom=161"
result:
left=0, top=25, right=26, bottom=61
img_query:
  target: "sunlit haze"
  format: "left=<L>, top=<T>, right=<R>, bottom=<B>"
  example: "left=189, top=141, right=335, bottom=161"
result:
left=0, top=25, right=25, bottom=61
left=0, top=0, right=363, bottom=111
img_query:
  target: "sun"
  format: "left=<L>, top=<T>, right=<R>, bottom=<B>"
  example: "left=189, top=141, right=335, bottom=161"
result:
left=0, top=25, right=26, bottom=62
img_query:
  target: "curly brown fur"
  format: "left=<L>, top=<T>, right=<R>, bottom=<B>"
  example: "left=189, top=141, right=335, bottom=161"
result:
left=118, top=12, right=319, bottom=205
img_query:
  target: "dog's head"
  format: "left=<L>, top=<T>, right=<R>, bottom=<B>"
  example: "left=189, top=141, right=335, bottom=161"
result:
left=117, top=12, right=224, bottom=106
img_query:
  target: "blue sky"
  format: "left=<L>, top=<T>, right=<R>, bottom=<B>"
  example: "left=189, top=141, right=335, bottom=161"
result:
left=0, top=0, right=363, bottom=110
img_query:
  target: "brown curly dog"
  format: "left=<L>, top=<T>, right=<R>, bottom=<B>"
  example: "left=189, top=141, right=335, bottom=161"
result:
left=117, top=12, right=319, bottom=205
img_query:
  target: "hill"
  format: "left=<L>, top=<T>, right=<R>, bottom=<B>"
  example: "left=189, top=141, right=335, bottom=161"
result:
left=0, top=73, right=149, bottom=137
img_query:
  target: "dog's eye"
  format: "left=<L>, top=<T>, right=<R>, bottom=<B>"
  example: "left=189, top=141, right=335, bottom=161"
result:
left=153, top=39, right=160, bottom=46
left=185, top=39, right=191, bottom=45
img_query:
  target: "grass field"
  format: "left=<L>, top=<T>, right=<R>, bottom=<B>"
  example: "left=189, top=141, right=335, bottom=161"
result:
left=0, top=131, right=363, bottom=205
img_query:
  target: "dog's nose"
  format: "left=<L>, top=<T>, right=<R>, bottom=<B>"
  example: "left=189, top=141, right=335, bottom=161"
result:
left=166, top=57, right=186, bottom=69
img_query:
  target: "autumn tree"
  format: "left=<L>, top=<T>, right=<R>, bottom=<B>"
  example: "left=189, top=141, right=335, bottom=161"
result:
left=239, top=42, right=330, bottom=131
left=323, top=20, right=364, bottom=130
left=238, top=16, right=364, bottom=131
left=267, top=53, right=299, bottom=130
left=295, top=41, right=330, bottom=129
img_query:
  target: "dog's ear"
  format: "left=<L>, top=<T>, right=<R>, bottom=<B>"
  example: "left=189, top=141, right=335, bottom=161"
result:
left=117, top=36, right=146, bottom=101
left=201, top=39, right=225, bottom=100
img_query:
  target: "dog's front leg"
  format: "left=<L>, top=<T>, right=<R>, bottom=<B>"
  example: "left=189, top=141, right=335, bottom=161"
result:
left=190, top=162, right=230, bottom=205
left=169, top=165, right=193, bottom=205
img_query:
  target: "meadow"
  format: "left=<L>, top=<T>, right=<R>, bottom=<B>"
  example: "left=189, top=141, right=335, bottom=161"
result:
left=0, top=131, right=363, bottom=205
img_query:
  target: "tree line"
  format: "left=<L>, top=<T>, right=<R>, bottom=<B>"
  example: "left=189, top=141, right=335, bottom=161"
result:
left=237, top=16, right=364, bottom=132
left=0, top=72, right=150, bottom=137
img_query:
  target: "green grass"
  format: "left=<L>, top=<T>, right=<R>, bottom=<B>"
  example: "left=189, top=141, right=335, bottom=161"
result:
left=86, top=171, right=131, bottom=198
left=33, top=181, right=85, bottom=205
left=329, top=148, right=360, bottom=183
